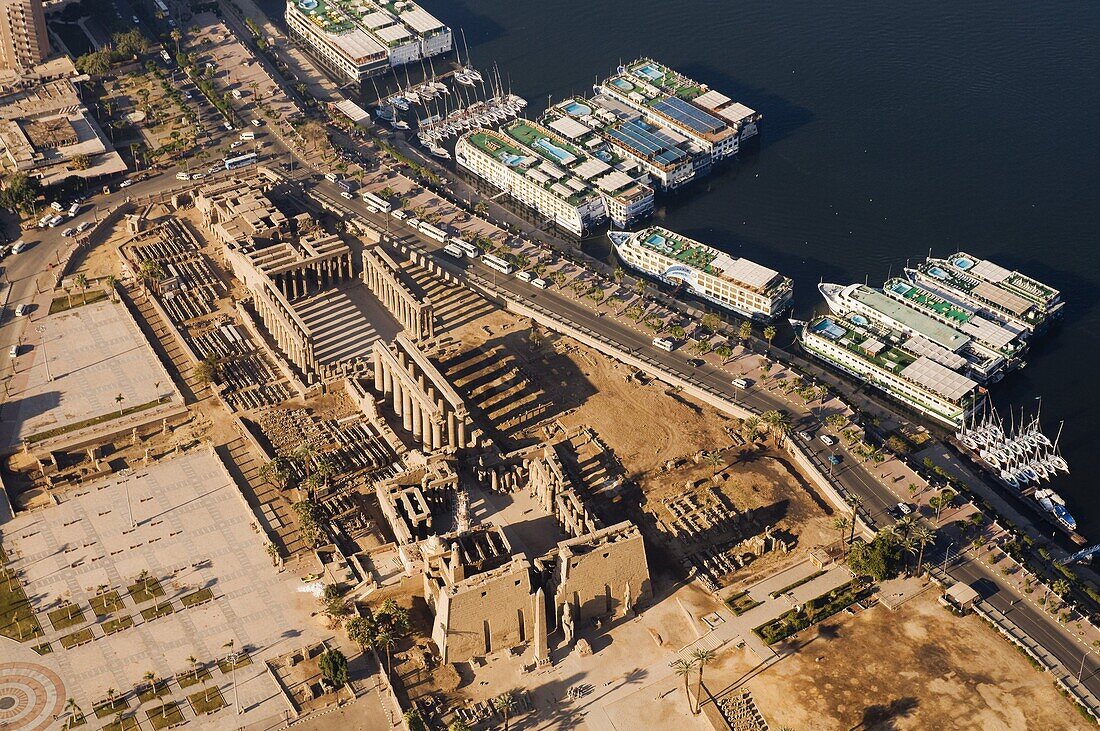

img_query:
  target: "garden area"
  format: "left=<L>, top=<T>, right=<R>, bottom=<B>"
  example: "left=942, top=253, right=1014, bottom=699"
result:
left=754, top=580, right=875, bottom=645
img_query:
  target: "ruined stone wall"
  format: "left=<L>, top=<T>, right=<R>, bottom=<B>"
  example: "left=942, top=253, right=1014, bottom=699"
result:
left=433, top=559, right=535, bottom=663
left=552, top=522, right=651, bottom=626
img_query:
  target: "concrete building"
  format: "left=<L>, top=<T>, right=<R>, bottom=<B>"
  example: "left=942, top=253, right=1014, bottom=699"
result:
left=285, top=0, right=451, bottom=83
left=0, top=0, right=48, bottom=72
left=0, top=76, right=126, bottom=185
left=456, top=118, right=654, bottom=235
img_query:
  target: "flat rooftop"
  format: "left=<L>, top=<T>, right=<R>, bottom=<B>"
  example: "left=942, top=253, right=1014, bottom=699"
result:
left=948, top=251, right=1060, bottom=307
left=847, top=285, right=971, bottom=353
left=0, top=299, right=180, bottom=449
left=632, top=227, right=786, bottom=293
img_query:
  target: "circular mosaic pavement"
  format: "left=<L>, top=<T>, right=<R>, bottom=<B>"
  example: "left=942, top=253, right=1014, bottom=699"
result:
left=0, top=663, right=64, bottom=731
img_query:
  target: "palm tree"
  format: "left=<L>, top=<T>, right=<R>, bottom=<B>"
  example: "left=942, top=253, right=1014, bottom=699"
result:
left=912, top=525, right=936, bottom=576
left=704, top=451, right=722, bottom=477
left=115, top=393, right=125, bottom=416
left=898, top=536, right=918, bottom=575
left=740, top=416, right=762, bottom=443
left=832, top=516, right=850, bottom=552
left=612, top=267, right=624, bottom=285
left=761, top=409, right=791, bottom=445
left=74, top=273, right=89, bottom=304
left=448, top=721, right=472, bottom=731
left=671, top=658, right=698, bottom=714
left=374, top=628, right=395, bottom=674
left=690, top=648, right=716, bottom=715
left=105, top=274, right=118, bottom=301
left=763, top=325, right=777, bottom=353
left=142, top=670, right=157, bottom=702
left=894, top=515, right=915, bottom=541
left=738, top=320, right=753, bottom=345
left=187, top=655, right=200, bottom=683
left=63, top=284, right=73, bottom=307
left=64, top=698, right=82, bottom=728
left=492, top=691, right=515, bottom=731
left=1052, top=579, right=1071, bottom=600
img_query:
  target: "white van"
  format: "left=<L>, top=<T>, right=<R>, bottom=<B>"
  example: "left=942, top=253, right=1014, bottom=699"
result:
left=324, top=172, right=340, bottom=183
left=239, top=131, right=255, bottom=141
left=531, top=277, right=549, bottom=290
left=652, top=337, right=675, bottom=352
left=515, top=271, right=533, bottom=282
left=175, top=172, right=191, bottom=181
left=391, top=209, right=409, bottom=221
left=731, top=378, right=750, bottom=389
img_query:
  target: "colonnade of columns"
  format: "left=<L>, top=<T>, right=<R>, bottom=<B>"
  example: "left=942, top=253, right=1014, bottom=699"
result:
left=372, top=339, right=472, bottom=452
left=253, top=283, right=317, bottom=379
left=268, top=251, right=354, bottom=301
left=362, top=248, right=435, bottom=341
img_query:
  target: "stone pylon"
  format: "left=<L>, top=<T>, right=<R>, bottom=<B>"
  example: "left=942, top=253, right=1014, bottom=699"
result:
left=532, top=587, right=549, bottom=666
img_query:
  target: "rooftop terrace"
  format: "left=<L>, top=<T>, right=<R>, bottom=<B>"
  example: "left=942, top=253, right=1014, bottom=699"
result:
left=632, top=227, right=786, bottom=292
left=465, top=127, right=599, bottom=206
left=846, top=285, right=971, bottom=353
left=947, top=251, right=1060, bottom=307
left=885, top=279, right=973, bottom=325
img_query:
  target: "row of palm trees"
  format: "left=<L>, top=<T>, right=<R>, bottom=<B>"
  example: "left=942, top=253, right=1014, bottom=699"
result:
left=671, top=647, right=717, bottom=716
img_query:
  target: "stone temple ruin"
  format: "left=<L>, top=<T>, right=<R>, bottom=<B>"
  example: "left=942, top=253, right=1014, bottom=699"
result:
left=187, top=169, right=650, bottom=670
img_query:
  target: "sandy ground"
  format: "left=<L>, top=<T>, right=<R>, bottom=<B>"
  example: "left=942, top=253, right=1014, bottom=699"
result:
left=704, top=589, right=1087, bottom=730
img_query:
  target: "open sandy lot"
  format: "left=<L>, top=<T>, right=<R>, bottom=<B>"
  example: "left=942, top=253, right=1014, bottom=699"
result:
left=704, top=588, right=1086, bottom=730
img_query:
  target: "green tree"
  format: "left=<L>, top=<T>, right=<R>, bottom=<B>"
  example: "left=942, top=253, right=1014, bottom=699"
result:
left=738, top=320, right=753, bottom=344
left=318, top=648, right=348, bottom=689
left=64, top=697, right=83, bottom=729
left=847, top=531, right=901, bottom=581
left=761, top=409, right=791, bottom=445
left=404, top=710, right=427, bottom=731
left=911, top=525, right=935, bottom=575
left=763, top=325, right=777, bottom=352
left=191, top=355, right=219, bottom=388
left=71, top=153, right=92, bottom=170
left=672, top=658, right=698, bottom=714
left=114, top=392, right=125, bottom=416
left=492, top=691, right=516, bottom=731
left=715, top=344, right=733, bottom=362
left=448, top=721, right=472, bottom=731
left=0, top=171, right=41, bottom=215
left=704, top=451, right=722, bottom=477
left=74, top=273, right=89, bottom=304
left=701, top=313, right=720, bottom=333
left=690, top=648, right=716, bottom=715
left=345, top=616, right=372, bottom=652
left=832, top=516, right=850, bottom=552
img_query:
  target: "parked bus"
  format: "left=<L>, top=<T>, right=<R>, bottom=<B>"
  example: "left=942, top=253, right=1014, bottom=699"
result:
left=360, top=191, right=392, bottom=213
left=442, top=243, right=465, bottom=259
left=652, top=337, right=675, bottom=352
left=324, top=172, right=340, bottom=183
left=418, top=222, right=449, bottom=244
left=481, top=253, right=514, bottom=275
left=337, top=179, right=357, bottom=193
left=455, top=240, right=480, bottom=258
left=224, top=152, right=258, bottom=170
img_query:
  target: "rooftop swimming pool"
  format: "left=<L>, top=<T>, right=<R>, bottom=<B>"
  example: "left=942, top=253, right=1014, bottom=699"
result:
left=812, top=318, right=847, bottom=340
left=500, top=153, right=525, bottom=166
left=851, top=314, right=869, bottom=326
left=564, top=101, right=592, bottom=116
left=611, top=78, right=635, bottom=91
left=645, top=233, right=666, bottom=245
left=927, top=266, right=949, bottom=279
left=298, top=0, right=318, bottom=8
left=533, top=137, right=574, bottom=164
left=952, top=256, right=975, bottom=270
left=635, top=63, right=663, bottom=81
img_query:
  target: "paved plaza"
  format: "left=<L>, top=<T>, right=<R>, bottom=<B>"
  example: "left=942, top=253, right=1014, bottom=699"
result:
left=0, top=450, right=325, bottom=729
left=0, top=299, right=179, bottom=449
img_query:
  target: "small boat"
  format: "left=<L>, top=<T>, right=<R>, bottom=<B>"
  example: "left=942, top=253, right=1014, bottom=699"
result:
left=1053, top=504, right=1077, bottom=531
left=464, top=67, right=484, bottom=83
left=375, top=106, right=395, bottom=121
left=428, top=144, right=450, bottom=159
left=454, top=71, right=475, bottom=87
left=389, top=95, right=410, bottom=111
left=392, top=119, right=410, bottom=130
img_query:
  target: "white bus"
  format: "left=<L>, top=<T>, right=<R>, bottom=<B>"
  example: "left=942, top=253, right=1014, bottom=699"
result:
left=361, top=191, right=392, bottom=213
left=455, top=240, right=480, bottom=258
left=442, top=243, right=465, bottom=259
left=224, top=152, right=258, bottom=170
left=515, top=271, right=533, bottom=282
left=418, top=222, right=449, bottom=244
left=652, top=337, right=675, bottom=352
left=482, top=253, right=514, bottom=275
left=531, top=277, right=549, bottom=289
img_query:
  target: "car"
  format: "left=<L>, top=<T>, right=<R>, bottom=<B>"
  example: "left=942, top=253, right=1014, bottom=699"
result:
left=340, top=191, right=353, bottom=199
left=895, top=502, right=913, bottom=516
left=8, top=344, right=18, bottom=357
left=48, top=215, right=64, bottom=227
left=827, top=455, right=842, bottom=465
left=50, top=201, right=64, bottom=212
left=183, top=91, right=192, bottom=99
left=230, top=140, right=244, bottom=149
left=76, top=221, right=93, bottom=233
left=191, top=172, right=205, bottom=179
left=223, top=122, right=234, bottom=131
left=209, top=164, right=223, bottom=173
left=819, top=434, right=836, bottom=446
left=11, top=241, right=27, bottom=253
left=61, top=227, right=75, bottom=237
left=251, top=119, right=262, bottom=127
left=798, top=430, right=813, bottom=442
left=687, top=358, right=704, bottom=368
left=119, top=179, right=134, bottom=188
left=0, top=244, right=9, bottom=258
left=14, top=304, right=28, bottom=316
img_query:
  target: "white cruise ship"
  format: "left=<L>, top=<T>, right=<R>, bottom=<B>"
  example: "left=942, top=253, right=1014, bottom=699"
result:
left=610, top=227, right=792, bottom=320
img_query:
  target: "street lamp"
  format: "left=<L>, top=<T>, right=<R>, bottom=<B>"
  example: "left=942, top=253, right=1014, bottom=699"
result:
left=35, top=326, right=52, bottom=382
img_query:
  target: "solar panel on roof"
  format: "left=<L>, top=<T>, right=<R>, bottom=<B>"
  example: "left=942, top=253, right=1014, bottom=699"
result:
left=607, top=121, right=687, bottom=165
left=652, top=97, right=724, bottom=134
